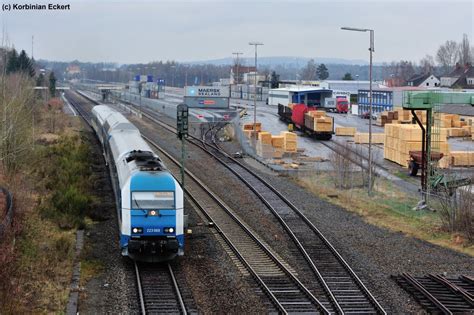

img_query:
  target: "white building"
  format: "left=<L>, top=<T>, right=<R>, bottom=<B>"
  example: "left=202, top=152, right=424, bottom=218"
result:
left=406, top=73, right=440, bottom=87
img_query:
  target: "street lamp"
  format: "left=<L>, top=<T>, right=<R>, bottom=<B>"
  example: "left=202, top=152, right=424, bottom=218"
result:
left=249, top=42, right=263, bottom=137
left=341, top=26, right=374, bottom=196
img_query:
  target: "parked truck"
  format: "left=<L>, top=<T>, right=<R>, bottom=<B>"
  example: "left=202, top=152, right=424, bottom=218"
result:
left=278, top=103, right=334, bottom=140
left=323, top=96, right=349, bottom=113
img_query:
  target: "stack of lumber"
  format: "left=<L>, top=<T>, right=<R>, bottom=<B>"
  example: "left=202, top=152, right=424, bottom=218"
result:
left=394, top=108, right=412, bottom=123
left=335, top=127, right=356, bottom=136
left=376, top=110, right=399, bottom=126
left=242, top=122, right=262, bottom=139
left=257, top=131, right=272, bottom=144
left=450, top=151, right=474, bottom=166
left=438, top=114, right=472, bottom=137
left=384, top=123, right=450, bottom=168
left=281, top=131, right=297, bottom=152
left=243, top=122, right=262, bottom=132
left=256, top=131, right=274, bottom=158
left=270, top=135, right=285, bottom=158
left=354, top=133, right=384, bottom=144
left=304, top=110, right=333, bottom=132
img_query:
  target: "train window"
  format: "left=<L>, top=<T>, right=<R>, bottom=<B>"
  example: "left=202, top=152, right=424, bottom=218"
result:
left=131, top=191, right=175, bottom=209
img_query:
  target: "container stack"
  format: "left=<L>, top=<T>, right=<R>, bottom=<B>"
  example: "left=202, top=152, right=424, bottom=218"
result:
left=384, top=124, right=450, bottom=167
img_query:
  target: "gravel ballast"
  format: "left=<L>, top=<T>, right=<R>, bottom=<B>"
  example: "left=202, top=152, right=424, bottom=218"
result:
left=82, top=98, right=473, bottom=314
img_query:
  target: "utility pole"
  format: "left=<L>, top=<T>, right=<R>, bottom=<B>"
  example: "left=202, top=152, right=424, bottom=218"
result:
left=31, top=35, right=34, bottom=59
left=232, top=52, right=243, bottom=85
left=341, top=26, right=374, bottom=196
left=249, top=42, right=263, bottom=137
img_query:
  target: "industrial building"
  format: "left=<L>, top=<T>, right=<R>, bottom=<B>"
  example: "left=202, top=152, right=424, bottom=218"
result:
left=268, top=86, right=332, bottom=106
left=357, top=87, right=425, bottom=115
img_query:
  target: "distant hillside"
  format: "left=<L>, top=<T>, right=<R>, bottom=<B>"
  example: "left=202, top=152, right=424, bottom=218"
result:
left=187, top=56, right=368, bottom=66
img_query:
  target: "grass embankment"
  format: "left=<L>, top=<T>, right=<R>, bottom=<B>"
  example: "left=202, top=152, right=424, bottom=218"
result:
left=296, top=173, right=474, bottom=257
left=0, top=100, right=98, bottom=312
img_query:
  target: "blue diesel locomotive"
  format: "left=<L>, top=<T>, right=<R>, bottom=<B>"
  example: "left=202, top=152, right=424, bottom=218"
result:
left=91, top=105, right=184, bottom=262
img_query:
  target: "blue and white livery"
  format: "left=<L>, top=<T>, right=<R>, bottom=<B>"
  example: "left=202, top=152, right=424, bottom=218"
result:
left=91, top=105, right=184, bottom=262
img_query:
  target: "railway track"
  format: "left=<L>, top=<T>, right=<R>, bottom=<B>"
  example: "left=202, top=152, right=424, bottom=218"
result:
left=135, top=262, right=188, bottom=314
left=393, top=273, right=474, bottom=314
left=143, top=135, right=329, bottom=314
left=67, top=90, right=328, bottom=314
left=82, top=91, right=387, bottom=314
left=65, top=92, right=194, bottom=315
left=200, top=131, right=385, bottom=314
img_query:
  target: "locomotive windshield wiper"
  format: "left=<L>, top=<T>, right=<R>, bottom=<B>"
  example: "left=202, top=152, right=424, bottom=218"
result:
left=132, top=198, right=148, bottom=216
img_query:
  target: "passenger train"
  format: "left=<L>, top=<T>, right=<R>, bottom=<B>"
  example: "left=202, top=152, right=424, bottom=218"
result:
left=91, top=105, right=184, bottom=262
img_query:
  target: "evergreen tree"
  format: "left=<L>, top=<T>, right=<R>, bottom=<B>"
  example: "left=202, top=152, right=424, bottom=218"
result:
left=49, top=72, right=57, bottom=97
left=6, top=49, right=19, bottom=74
left=342, top=72, right=354, bottom=80
left=18, top=50, right=35, bottom=77
left=316, top=63, right=329, bottom=80
left=270, top=71, right=280, bottom=88
left=36, top=73, right=45, bottom=86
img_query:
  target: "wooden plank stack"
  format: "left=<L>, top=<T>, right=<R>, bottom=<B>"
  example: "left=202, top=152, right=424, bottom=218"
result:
left=335, top=127, right=356, bottom=136
left=384, top=123, right=450, bottom=167
left=241, top=122, right=298, bottom=158
left=304, top=111, right=333, bottom=132
left=281, top=131, right=297, bottom=152
left=451, top=151, right=474, bottom=166
left=354, top=133, right=385, bottom=144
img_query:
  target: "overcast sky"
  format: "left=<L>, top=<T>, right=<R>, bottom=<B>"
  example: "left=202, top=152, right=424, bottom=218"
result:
left=1, top=0, right=472, bottom=65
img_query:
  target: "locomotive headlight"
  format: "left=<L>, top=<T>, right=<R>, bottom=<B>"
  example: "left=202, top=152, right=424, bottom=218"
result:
left=168, top=227, right=174, bottom=233
left=164, top=227, right=175, bottom=233
left=149, top=210, right=157, bottom=216
left=132, top=227, right=143, bottom=234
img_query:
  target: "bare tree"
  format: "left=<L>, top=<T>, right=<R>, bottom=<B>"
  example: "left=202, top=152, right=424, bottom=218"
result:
left=419, top=55, right=435, bottom=74
left=437, top=183, right=474, bottom=243
left=458, top=33, right=471, bottom=65
left=436, top=40, right=459, bottom=74
left=0, top=73, right=35, bottom=176
left=299, top=59, right=317, bottom=81
left=328, top=142, right=354, bottom=189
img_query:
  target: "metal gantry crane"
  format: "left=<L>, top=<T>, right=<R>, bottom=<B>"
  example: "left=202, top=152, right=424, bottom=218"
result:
left=403, top=91, right=473, bottom=199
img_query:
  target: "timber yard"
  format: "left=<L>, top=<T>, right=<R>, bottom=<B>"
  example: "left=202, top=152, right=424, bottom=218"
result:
left=0, top=1, right=473, bottom=314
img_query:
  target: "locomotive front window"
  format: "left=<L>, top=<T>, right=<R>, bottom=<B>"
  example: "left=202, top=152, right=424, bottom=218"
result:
left=132, top=191, right=175, bottom=209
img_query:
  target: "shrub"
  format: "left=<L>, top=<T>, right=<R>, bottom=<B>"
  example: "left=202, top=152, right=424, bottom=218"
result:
left=37, top=135, right=92, bottom=229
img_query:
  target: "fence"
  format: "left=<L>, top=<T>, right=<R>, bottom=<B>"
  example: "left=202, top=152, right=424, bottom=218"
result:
left=0, top=187, right=13, bottom=239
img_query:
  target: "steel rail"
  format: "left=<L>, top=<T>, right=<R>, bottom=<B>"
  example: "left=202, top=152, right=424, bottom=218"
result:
left=397, top=273, right=453, bottom=315
left=168, top=263, right=188, bottom=315
left=66, top=91, right=189, bottom=315
left=73, top=89, right=384, bottom=314
left=144, top=135, right=329, bottom=314
left=134, top=262, right=147, bottom=315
